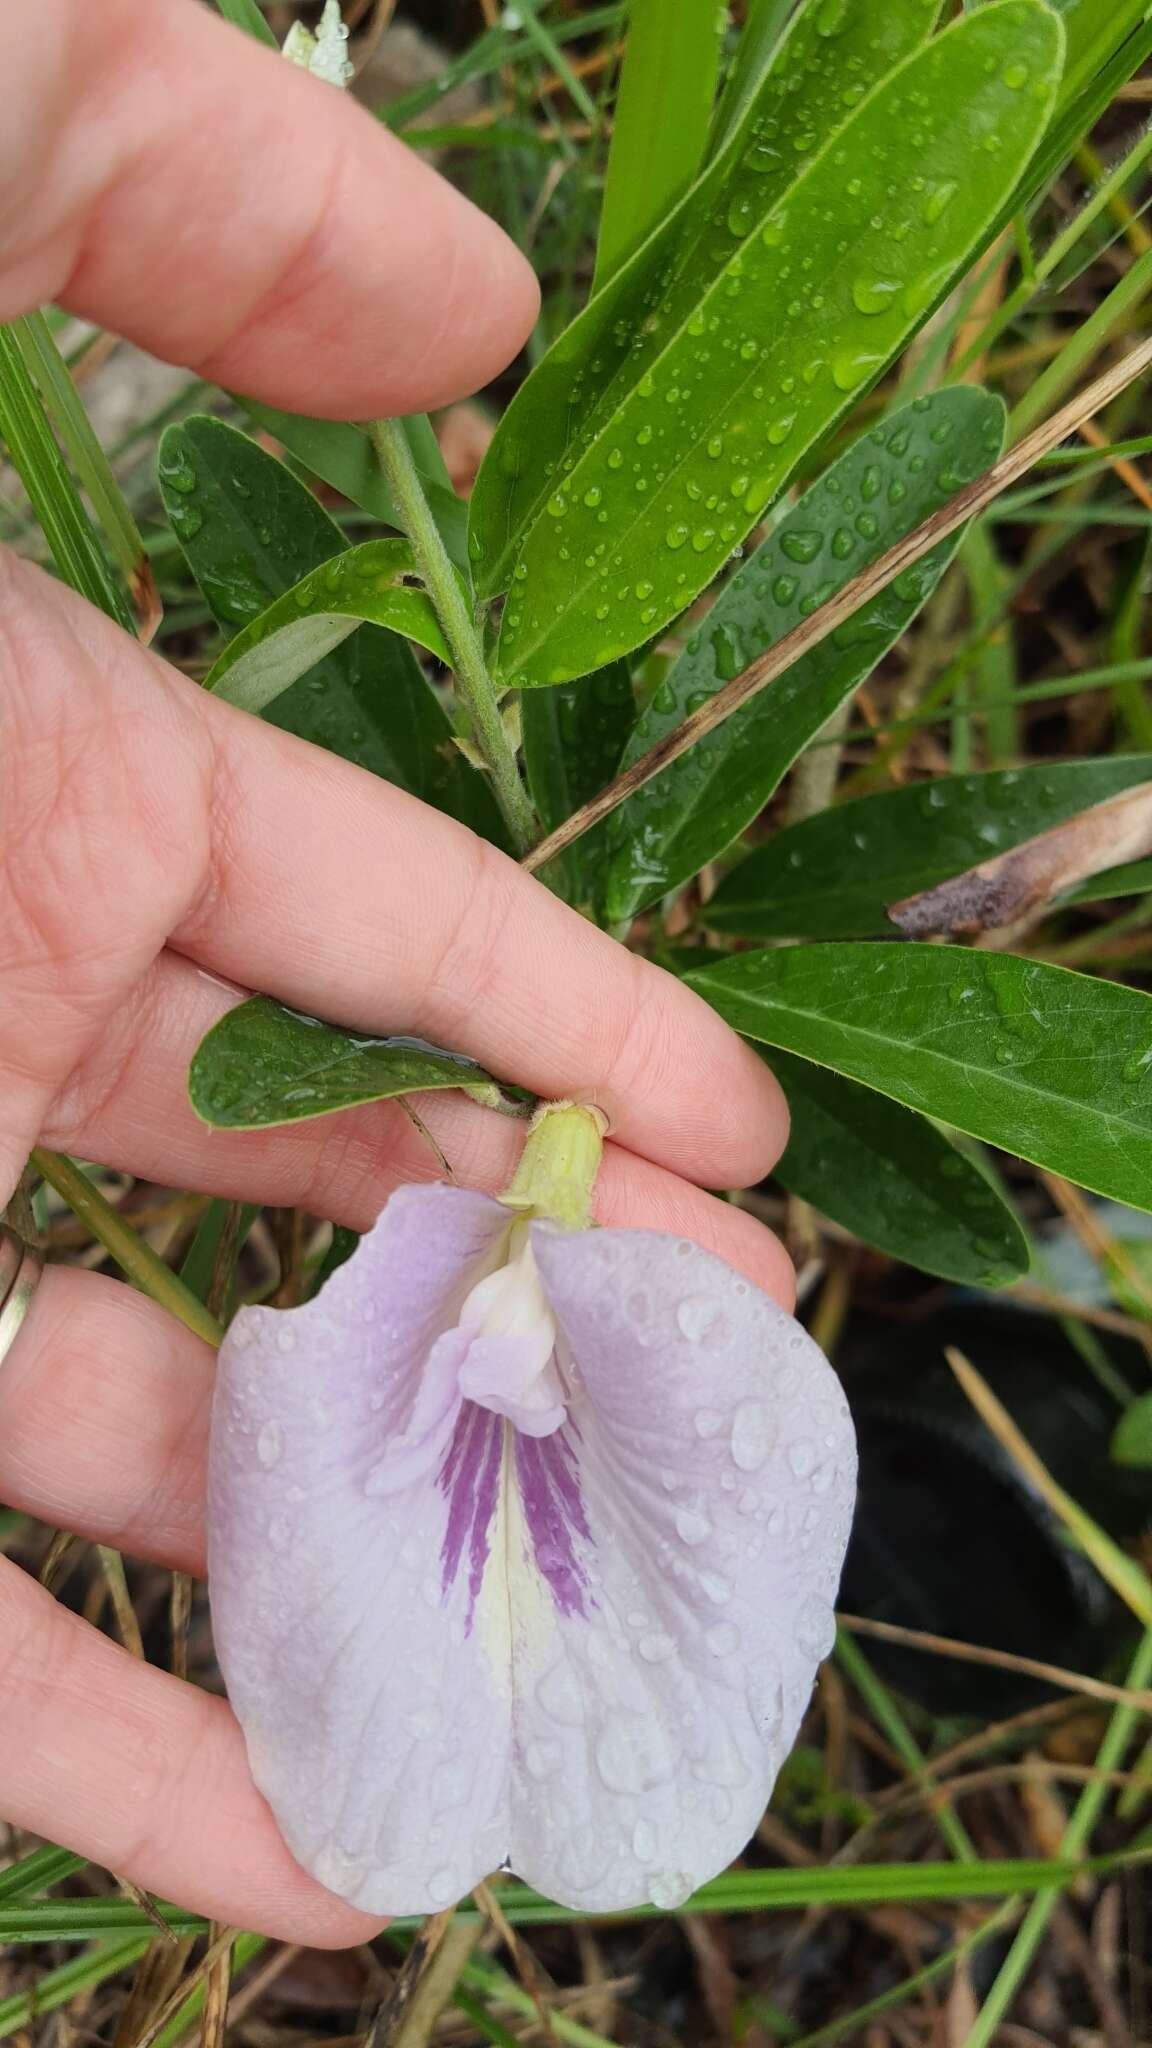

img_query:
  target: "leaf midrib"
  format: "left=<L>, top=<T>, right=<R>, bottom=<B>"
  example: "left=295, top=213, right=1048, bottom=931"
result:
left=689, top=964, right=1152, bottom=1162
left=504, top=2, right=1050, bottom=675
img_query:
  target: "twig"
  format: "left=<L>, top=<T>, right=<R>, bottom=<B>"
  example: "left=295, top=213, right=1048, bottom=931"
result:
left=837, top=1614, right=1152, bottom=1714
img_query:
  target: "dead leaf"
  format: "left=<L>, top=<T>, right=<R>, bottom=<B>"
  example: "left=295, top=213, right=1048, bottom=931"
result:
left=889, top=781, right=1152, bottom=936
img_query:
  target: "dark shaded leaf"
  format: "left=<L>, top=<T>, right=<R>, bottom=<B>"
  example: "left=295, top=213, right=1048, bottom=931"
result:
left=521, top=661, right=636, bottom=906
left=706, top=757, right=1152, bottom=939
left=159, top=417, right=508, bottom=846
left=769, top=1050, right=1029, bottom=1286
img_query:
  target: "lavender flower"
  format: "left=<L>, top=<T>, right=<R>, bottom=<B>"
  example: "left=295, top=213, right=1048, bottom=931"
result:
left=208, top=1107, right=856, bottom=1915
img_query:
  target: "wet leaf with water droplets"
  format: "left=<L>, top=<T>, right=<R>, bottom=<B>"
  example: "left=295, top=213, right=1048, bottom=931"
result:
left=690, top=945, right=1152, bottom=1214
left=601, top=387, right=1003, bottom=923
left=189, top=996, right=508, bottom=1130
left=705, top=756, right=1152, bottom=939
left=470, top=0, right=941, bottom=618
left=472, top=2, right=1063, bottom=686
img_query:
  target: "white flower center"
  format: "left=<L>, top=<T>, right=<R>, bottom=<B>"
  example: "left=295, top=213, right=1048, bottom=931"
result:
left=455, top=1231, right=567, bottom=1438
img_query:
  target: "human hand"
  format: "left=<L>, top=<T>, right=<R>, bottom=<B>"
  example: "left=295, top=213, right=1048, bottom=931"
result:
left=0, top=0, right=792, bottom=1945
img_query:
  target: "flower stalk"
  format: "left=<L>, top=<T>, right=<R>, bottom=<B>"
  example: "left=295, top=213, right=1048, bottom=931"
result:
left=369, top=418, right=536, bottom=853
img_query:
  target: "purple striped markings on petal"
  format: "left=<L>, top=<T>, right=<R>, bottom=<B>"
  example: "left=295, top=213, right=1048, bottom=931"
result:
left=208, top=1183, right=856, bottom=1917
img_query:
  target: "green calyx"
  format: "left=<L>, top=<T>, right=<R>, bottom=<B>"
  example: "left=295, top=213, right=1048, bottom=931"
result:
left=500, top=1101, right=607, bottom=1231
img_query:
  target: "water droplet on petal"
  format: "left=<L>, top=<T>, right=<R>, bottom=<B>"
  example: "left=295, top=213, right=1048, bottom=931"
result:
left=796, top=1594, right=836, bottom=1661
left=257, top=1420, right=283, bottom=1468
left=632, top=1819, right=657, bottom=1862
left=649, top=1870, right=694, bottom=1910
left=694, top=1407, right=725, bottom=1440
left=675, top=1504, right=712, bottom=1547
left=731, top=1400, right=773, bottom=1472
left=638, top=1630, right=676, bottom=1663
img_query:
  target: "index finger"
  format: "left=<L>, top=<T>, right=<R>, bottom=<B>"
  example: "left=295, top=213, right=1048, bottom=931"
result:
left=2, top=556, right=788, bottom=1192
left=0, top=0, right=538, bottom=416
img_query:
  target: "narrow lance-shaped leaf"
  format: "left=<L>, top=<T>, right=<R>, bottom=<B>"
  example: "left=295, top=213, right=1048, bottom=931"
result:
left=602, top=386, right=1005, bottom=925
left=688, top=945, right=1152, bottom=1214
left=593, top=0, right=723, bottom=288
left=189, top=998, right=511, bottom=1132
left=705, top=756, right=1152, bottom=940
left=0, top=327, right=134, bottom=630
left=482, top=3, right=1063, bottom=685
left=767, top=1050, right=1030, bottom=1288
left=471, top=0, right=940, bottom=601
left=159, top=417, right=508, bottom=846
left=203, top=540, right=450, bottom=714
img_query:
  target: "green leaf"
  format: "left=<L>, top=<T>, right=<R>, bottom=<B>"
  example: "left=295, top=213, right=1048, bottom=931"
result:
left=688, top=944, right=1152, bottom=1213
left=602, top=386, right=1005, bottom=924
left=0, top=328, right=133, bottom=629
left=159, top=417, right=507, bottom=845
left=0, top=1847, right=87, bottom=1903
left=521, top=661, right=635, bottom=906
left=1013, top=9, right=1152, bottom=214
left=594, top=0, right=723, bottom=288
left=471, top=0, right=939, bottom=606
left=708, top=0, right=800, bottom=160
left=476, top=2, right=1063, bottom=686
left=189, top=997, right=508, bottom=1131
left=705, top=755, right=1152, bottom=939
left=768, top=1050, right=1029, bottom=1287
left=1067, top=857, right=1152, bottom=907
left=238, top=401, right=470, bottom=572
left=0, top=1938, right=154, bottom=2037
left=204, top=540, right=450, bottom=712
left=1113, top=1389, right=1152, bottom=1469
left=3, top=1853, right=1149, bottom=1946
left=215, top=0, right=278, bottom=44
left=10, top=313, right=153, bottom=612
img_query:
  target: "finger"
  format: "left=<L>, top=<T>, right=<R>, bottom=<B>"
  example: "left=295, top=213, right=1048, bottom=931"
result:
left=0, top=558, right=788, bottom=1197
left=1, top=1194, right=791, bottom=1578
left=0, top=1555, right=381, bottom=1945
left=1, top=0, right=537, bottom=416
left=45, top=951, right=795, bottom=1298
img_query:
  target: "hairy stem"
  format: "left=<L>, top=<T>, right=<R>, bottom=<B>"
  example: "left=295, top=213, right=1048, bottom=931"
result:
left=369, top=419, right=536, bottom=852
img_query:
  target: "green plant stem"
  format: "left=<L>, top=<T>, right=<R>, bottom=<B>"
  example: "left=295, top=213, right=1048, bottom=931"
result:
left=836, top=1632, right=977, bottom=1862
left=369, top=418, right=535, bottom=852
left=961, top=1627, right=1152, bottom=2048
left=31, top=1152, right=222, bottom=1348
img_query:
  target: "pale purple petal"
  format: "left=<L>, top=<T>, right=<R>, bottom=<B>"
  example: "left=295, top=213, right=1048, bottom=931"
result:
left=208, top=1184, right=515, bottom=1913
left=505, top=1223, right=856, bottom=1912
left=211, top=1196, right=857, bottom=1918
